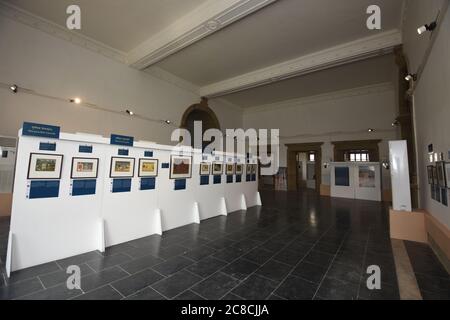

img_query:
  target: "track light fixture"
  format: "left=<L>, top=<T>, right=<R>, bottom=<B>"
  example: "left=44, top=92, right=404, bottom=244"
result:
left=405, top=74, right=417, bottom=82
left=417, top=21, right=437, bottom=35
left=368, top=128, right=374, bottom=133
left=70, top=97, right=82, bottom=104
left=126, top=109, right=134, bottom=116
left=165, top=120, right=171, bottom=124
left=392, top=120, right=400, bottom=127
left=10, top=84, right=18, bottom=93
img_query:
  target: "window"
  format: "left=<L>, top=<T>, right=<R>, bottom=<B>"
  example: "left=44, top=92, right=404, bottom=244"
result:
left=308, top=152, right=315, bottom=162
left=348, top=150, right=369, bottom=162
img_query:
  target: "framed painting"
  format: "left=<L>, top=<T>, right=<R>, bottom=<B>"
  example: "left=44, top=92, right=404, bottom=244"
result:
left=213, top=162, right=223, bottom=175
left=432, top=166, right=438, bottom=186
left=246, top=164, right=252, bottom=175
left=138, top=158, right=158, bottom=177
left=251, top=164, right=257, bottom=175
left=170, top=155, right=192, bottom=179
left=226, top=163, right=235, bottom=175
left=427, top=165, right=434, bottom=185
left=445, top=162, right=450, bottom=189
left=235, top=164, right=244, bottom=175
left=28, top=153, right=64, bottom=180
left=110, top=157, right=135, bottom=178
left=199, top=162, right=211, bottom=176
left=436, top=161, right=446, bottom=188
left=71, top=157, right=99, bottom=179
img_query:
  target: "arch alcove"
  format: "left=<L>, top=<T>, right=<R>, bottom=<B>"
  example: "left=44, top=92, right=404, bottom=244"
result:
left=180, top=98, right=221, bottom=149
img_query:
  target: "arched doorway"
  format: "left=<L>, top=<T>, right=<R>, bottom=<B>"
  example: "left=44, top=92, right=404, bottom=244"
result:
left=180, top=98, right=221, bottom=150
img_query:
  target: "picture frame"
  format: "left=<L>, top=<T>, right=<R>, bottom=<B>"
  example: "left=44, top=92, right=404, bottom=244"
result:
left=235, top=164, right=243, bottom=175
left=436, top=161, right=446, bottom=188
left=27, top=153, right=64, bottom=180
left=246, top=164, right=252, bottom=175
left=138, top=158, right=158, bottom=177
left=199, top=162, right=211, bottom=176
left=427, top=165, right=434, bottom=185
left=71, top=157, right=99, bottom=179
left=110, top=157, right=135, bottom=178
left=445, top=162, right=450, bottom=189
left=212, top=162, right=223, bottom=175
left=432, top=166, right=438, bottom=186
left=226, top=163, right=235, bottom=175
left=251, top=164, right=257, bottom=175
left=170, top=155, right=192, bottom=179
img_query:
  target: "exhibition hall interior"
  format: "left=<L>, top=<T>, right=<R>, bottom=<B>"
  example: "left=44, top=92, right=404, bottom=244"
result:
left=0, top=0, right=449, bottom=302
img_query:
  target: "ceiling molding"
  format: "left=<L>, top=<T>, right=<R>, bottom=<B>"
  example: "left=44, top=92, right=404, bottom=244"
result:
left=144, top=66, right=200, bottom=95
left=127, top=0, right=276, bottom=69
left=201, top=30, right=402, bottom=97
left=243, top=82, right=395, bottom=115
left=0, top=1, right=128, bottom=64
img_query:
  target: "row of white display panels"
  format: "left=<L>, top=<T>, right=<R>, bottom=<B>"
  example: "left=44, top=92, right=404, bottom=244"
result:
left=8, top=131, right=259, bottom=272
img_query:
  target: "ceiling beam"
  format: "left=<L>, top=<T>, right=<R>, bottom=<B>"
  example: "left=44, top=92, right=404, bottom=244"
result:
left=127, top=0, right=276, bottom=69
left=200, top=29, right=402, bottom=97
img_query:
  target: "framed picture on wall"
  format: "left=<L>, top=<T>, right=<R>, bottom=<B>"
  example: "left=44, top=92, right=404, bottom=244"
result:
left=235, top=164, right=244, bottom=175
left=27, top=153, right=64, bottom=180
left=170, top=155, right=192, bottom=179
left=110, top=157, right=135, bottom=178
left=445, top=162, right=450, bottom=189
left=199, top=162, right=211, bottom=176
left=251, top=164, right=257, bottom=175
left=246, top=164, right=252, bottom=175
left=71, top=157, right=99, bottom=179
left=138, top=158, right=158, bottom=177
left=432, top=166, right=438, bottom=186
left=212, top=162, right=223, bottom=175
left=436, top=161, right=446, bottom=188
left=427, top=165, right=434, bottom=185
left=226, top=163, right=235, bottom=175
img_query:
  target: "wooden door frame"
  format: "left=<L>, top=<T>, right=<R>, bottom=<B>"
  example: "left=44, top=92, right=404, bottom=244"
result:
left=286, top=142, right=323, bottom=192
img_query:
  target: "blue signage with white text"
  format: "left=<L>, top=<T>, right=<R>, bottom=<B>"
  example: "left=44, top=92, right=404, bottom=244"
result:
left=23, top=122, right=60, bottom=139
left=110, top=134, right=134, bottom=147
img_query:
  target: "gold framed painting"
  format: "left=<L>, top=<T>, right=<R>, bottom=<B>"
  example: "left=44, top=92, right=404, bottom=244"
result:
left=226, top=163, right=235, bottom=175
left=170, top=155, right=192, bottom=179
left=246, top=164, right=252, bottom=175
left=138, top=158, right=158, bottom=177
left=27, top=153, right=64, bottom=180
left=71, top=157, right=99, bottom=179
left=199, top=162, right=211, bottom=176
left=212, top=162, right=223, bottom=175
left=110, top=157, right=135, bottom=178
left=235, top=164, right=244, bottom=175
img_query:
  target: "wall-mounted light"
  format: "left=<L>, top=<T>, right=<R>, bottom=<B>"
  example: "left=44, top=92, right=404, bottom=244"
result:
left=417, top=21, right=437, bottom=35
left=405, top=74, right=417, bottom=82
left=126, top=109, right=134, bottom=116
left=10, top=84, right=18, bottom=93
left=70, top=97, right=82, bottom=104
left=368, top=128, right=375, bottom=133
left=164, top=120, right=171, bottom=125
left=382, top=161, right=390, bottom=170
left=392, top=120, right=400, bottom=127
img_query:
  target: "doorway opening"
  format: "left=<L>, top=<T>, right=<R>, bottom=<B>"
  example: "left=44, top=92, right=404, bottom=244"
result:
left=296, top=151, right=317, bottom=192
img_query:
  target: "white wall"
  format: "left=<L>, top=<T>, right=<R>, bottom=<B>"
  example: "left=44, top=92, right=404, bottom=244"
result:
left=0, top=16, right=242, bottom=144
left=403, top=1, right=450, bottom=228
left=243, top=84, right=398, bottom=191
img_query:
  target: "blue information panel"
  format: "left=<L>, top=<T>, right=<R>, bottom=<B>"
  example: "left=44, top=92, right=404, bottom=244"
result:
left=110, top=134, right=134, bottom=146
left=214, top=175, right=222, bottom=184
left=174, top=179, right=186, bottom=190
left=144, top=151, right=154, bottom=157
left=141, top=178, right=156, bottom=190
left=23, top=122, right=60, bottom=139
left=72, top=179, right=96, bottom=196
left=161, top=163, right=170, bottom=169
left=335, top=167, right=350, bottom=186
left=200, top=176, right=209, bottom=185
left=112, top=179, right=132, bottom=193
left=246, top=174, right=251, bottom=182
left=29, top=181, right=60, bottom=199
left=39, top=142, right=56, bottom=151
left=236, top=175, right=242, bottom=183
left=79, top=145, right=93, bottom=153
left=251, top=174, right=257, bottom=182
left=118, top=149, right=129, bottom=156
left=227, top=175, right=234, bottom=184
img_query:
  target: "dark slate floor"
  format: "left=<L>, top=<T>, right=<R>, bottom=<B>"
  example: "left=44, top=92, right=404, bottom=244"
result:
left=0, top=190, right=447, bottom=300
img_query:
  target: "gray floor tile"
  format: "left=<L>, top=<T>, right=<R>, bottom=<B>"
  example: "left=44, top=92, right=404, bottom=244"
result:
left=73, top=285, right=122, bottom=300
left=191, top=272, right=240, bottom=300
left=111, top=268, right=164, bottom=297
left=152, top=270, right=202, bottom=299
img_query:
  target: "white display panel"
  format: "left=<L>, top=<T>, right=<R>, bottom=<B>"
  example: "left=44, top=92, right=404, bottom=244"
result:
left=389, top=140, right=412, bottom=211
left=8, top=130, right=259, bottom=271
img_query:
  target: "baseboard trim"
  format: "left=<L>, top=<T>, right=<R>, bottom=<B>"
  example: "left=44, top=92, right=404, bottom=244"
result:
left=424, top=212, right=450, bottom=273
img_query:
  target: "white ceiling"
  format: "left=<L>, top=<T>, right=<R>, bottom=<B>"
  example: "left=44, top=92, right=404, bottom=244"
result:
left=155, top=0, right=404, bottom=86
left=219, top=54, right=397, bottom=108
left=4, top=0, right=207, bottom=52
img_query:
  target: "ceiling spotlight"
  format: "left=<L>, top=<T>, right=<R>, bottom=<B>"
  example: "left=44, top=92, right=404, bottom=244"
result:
left=417, top=21, right=437, bottom=35
left=392, top=120, right=400, bottom=127
left=405, top=74, right=417, bottom=82
left=10, top=84, right=18, bottom=93
left=368, top=128, right=374, bottom=133
left=70, top=97, right=82, bottom=104
left=165, top=120, right=171, bottom=124
left=126, top=109, right=134, bottom=116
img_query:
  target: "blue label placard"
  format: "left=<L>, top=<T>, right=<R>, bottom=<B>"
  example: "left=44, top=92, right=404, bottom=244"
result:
left=227, top=175, right=234, bottom=184
left=39, top=142, right=56, bottom=151
left=144, top=151, right=154, bottom=158
left=110, top=134, right=134, bottom=147
left=200, top=175, right=209, bottom=185
left=236, top=175, right=242, bottom=183
left=246, top=174, right=251, bottom=182
left=118, top=149, right=129, bottom=156
left=141, top=177, right=156, bottom=190
left=29, top=180, right=60, bottom=199
left=72, top=179, right=96, bottom=196
left=112, top=178, right=132, bottom=193
left=79, top=145, right=93, bottom=153
left=23, top=122, right=60, bottom=139
left=162, top=163, right=170, bottom=169
left=251, top=174, right=257, bottom=181
left=214, top=175, right=222, bottom=184
left=174, top=179, right=186, bottom=190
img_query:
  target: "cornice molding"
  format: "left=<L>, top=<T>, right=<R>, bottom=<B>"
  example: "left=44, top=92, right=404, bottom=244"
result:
left=144, top=66, right=200, bottom=95
left=0, top=1, right=128, bottom=64
left=127, top=0, right=276, bottom=69
left=243, top=82, right=395, bottom=115
left=201, top=30, right=402, bottom=97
